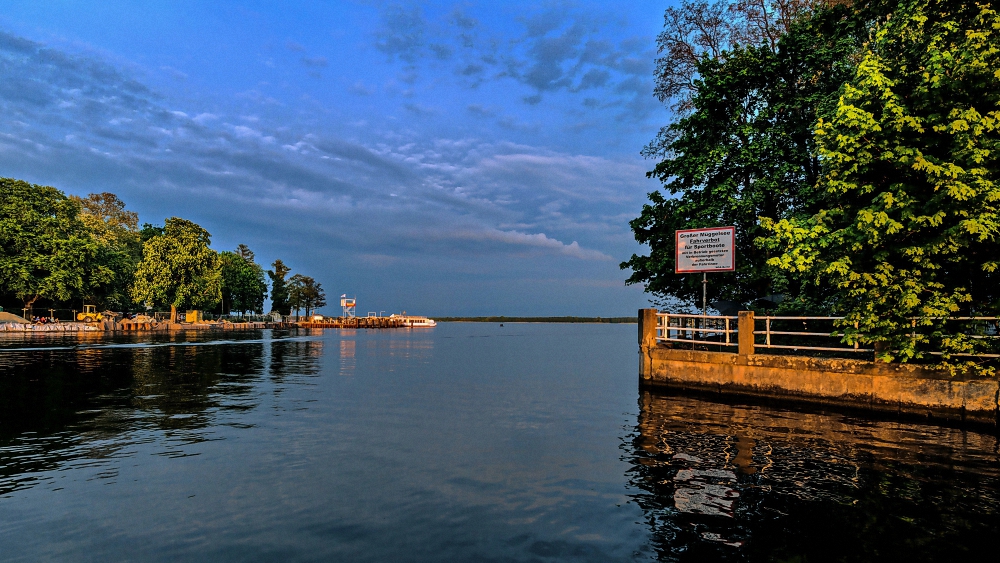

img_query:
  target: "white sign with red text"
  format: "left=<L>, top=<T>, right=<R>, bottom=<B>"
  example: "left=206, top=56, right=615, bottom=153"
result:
left=675, top=227, right=735, bottom=273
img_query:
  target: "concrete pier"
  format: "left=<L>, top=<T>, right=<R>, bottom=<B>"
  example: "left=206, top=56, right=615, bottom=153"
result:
left=639, top=308, right=1000, bottom=425
left=0, top=320, right=294, bottom=333
left=299, top=317, right=407, bottom=329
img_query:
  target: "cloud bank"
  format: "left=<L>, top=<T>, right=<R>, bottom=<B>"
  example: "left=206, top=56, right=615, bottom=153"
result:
left=0, top=1, right=661, bottom=315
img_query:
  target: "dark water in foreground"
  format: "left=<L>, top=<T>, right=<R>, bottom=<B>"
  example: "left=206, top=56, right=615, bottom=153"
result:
left=0, top=324, right=997, bottom=562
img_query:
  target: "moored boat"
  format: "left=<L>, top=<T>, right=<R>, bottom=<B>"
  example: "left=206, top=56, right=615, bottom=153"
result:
left=389, top=314, right=437, bottom=327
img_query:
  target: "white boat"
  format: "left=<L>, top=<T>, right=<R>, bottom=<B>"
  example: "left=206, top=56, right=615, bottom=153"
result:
left=389, top=314, right=437, bottom=327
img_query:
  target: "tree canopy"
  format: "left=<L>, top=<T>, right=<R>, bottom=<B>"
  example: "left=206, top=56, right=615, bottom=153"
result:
left=0, top=178, right=329, bottom=320
left=626, top=0, right=1000, bottom=365
left=131, top=217, right=222, bottom=315
left=762, top=0, right=1000, bottom=361
left=219, top=248, right=268, bottom=316
left=74, top=192, right=142, bottom=309
left=288, top=274, right=326, bottom=318
left=623, top=0, right=864, bottom=308
left=268, top=259, right=292, bottom=316
left=0, top=178, right=108, bottom=310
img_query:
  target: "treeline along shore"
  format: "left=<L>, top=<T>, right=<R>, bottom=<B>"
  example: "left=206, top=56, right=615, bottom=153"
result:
left=0, top=177, right=326, bottom=323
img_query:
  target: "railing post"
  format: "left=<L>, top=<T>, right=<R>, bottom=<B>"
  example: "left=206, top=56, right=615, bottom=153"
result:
left=639, top=309, right=658, bottom=349
left=639, top=309, right=658, bottom=380
left=738, top=311, right=755, bottom=356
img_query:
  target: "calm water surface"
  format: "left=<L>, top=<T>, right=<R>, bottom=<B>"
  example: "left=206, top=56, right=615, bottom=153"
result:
left=0, top=323, right=997, bottom=562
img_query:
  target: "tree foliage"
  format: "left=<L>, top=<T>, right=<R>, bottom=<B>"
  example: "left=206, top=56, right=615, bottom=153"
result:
left=288, top=274, right=326, bottom=318
left=0, top=178, right=108, bottom=309
left=74, top=192, right=140, bottom=246
left=131, top=218, right=222, bottom=313
left=219, top=248, right=268, bottom=315
left=762, top=0, right=1000, bottom=362
left=236, top=243, right=255, bottom=262
left=268, top=259, right=292, bottom=315
left=623, top=1, right=864, bottom=308
left=652, top=0, right=842, bottom=114
left=73, top=192, right=142, bottom=309
left=140, top=222, right=164, bottom=242
left=0, top=178, right=327, bottom=319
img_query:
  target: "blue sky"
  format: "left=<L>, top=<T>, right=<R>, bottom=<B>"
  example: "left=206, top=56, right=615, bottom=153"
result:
left=0, top=1, right=672, bottom=316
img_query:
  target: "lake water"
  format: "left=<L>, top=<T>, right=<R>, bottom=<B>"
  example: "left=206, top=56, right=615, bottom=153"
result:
left=0, top=323, right=997, bottom=562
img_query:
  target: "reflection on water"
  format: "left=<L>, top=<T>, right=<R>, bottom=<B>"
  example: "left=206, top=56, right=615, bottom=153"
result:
left=2, top=325, right=999, bottom=562
left=0, top=331, right=324, bottom=496
left=627, top=390, right=1000, bottom=561
left=1, top=324, right=642, bottom=563
left=340, top=339, right=355, bottom=376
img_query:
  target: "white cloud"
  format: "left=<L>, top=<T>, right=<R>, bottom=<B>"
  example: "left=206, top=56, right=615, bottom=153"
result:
left=0, top=26, right=650, bottom=315
left=471, top=229, right=613, bottom=260
left=192, top=113, right=217, bottom=124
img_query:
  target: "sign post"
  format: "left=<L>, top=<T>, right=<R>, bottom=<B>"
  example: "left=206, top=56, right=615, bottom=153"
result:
left=675, top=227, right=736, bottom=316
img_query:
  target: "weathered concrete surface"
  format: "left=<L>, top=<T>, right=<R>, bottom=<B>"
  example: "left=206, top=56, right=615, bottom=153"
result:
left=641, top=346, right=1000, bottom=424
left=0, top=322, right=101, bottom=332
left=638, top=309, right=1000, bottom=424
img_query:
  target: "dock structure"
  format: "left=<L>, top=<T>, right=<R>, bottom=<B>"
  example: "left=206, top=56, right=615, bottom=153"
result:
left=299, top=317, right=407, bottom=329
left=639, top=308, right=1000, bottom=425
left=2, top=311, right=435, bottom=333
left=1, top=319, right=296, bottom=333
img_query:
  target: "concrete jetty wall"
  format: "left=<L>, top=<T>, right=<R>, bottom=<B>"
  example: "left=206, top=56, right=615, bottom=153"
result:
left=638, top=309, right=1000, bottom=425
left=300, top=317, right=409, bottom=329
left=0, top=320, right=293, bottom=333
left=0, top=322, right=102, bottom=332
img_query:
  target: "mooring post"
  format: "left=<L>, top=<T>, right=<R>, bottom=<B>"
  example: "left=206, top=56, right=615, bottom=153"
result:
left=639, top=308, right=658, bottom=380
left=738, top=310, right=755, bottom=356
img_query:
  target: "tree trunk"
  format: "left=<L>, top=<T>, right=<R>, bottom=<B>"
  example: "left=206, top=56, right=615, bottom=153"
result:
left=170, top=304, right=177, bottom=323
left=23, top=295, right=39, bottom=318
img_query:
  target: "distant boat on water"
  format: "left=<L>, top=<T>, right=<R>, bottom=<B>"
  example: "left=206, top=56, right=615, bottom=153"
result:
left=389, top=314, right=437, bottom=327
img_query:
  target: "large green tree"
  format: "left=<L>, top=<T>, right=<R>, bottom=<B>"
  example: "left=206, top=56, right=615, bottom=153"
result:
left=0, top=178, right=108, bottom=312
left=622, top=0, right=865, bottom=310
left=763, top=0, right=1000, bottom=362
left=268, top=259, right=291, bottom=316
left=219, top=248, right=268, bottom=316
left=131, top=217, right=222, bottom=320
left=287, top=274, right=326, bottom=318
left=73, top=192, right=142, bottom=310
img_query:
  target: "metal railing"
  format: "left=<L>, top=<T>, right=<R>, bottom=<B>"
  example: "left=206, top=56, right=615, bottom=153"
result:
left=215, top=313, right=276, bottom=323
left=754, top=316, right=1000, bottom=357
left=17, top=308, right=80, bottom=322
left=651, top=310, right=1000, bottom=362
left=914, top=317, right=1000, bottom=358
left=755, top=316, right=872, bottom=354
left=656, top=313, right=738, bottom=347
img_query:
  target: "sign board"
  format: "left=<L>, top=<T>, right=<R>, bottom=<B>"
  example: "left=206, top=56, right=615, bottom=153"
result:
left=675, top=227, right=736, bottom=273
